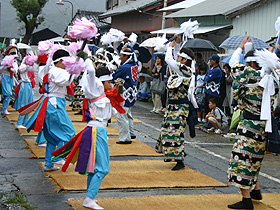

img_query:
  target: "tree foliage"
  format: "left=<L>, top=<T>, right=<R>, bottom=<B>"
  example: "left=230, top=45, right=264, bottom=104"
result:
left=11, top=0, right=48, bottom=43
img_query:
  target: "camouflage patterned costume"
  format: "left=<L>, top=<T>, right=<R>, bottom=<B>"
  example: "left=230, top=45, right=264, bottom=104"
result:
left=157, top=64, right=192, bottom=162
left=227, top=64, right=278, bottom=190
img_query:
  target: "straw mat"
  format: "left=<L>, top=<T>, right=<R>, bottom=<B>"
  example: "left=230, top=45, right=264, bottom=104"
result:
left=4, top=111, right=142, bottom=123
left=67, top=112, right=142, bottom=123
left=68, top=193, right=280, bottom=210
left=13, top=123, right=119, bottom=136
left=1, top=104, right=72, bottom=112
left=26, top=138, right=160, bottom=158
left=5, top=112, right=33, bottom=121
left=24, top=139, right=45, bottom=158
left=40, top=160, right=227, bottom=191
left=108, top=138, right=161, bottom=156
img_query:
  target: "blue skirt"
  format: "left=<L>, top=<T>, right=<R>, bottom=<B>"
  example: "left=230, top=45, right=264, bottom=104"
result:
left=1, top=75, right=13, bottom=97
left=26, top=96, right=75, bottom=143
left=13, top=82, right=33, bottom=109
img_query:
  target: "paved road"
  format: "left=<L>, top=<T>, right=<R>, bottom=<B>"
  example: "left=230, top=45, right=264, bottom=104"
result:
left=0, top=100, right=279, bottom=210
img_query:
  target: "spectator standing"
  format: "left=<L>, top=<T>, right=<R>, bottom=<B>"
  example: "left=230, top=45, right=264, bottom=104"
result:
left=150, top=54, right=166, bottom=114
left=195, top=64, right=206, bottom=123
left=195, top=52, right=209, bottom=74
left=204, top=54, right=222, bottom=115
left=218, top=66, right=226, bottom=110
left=222, top=63, right=233, bottom=117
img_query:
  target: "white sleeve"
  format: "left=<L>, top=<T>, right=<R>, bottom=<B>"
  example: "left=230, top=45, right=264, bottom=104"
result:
left=27, top=63, right=39, bottom=72
left=229, top=47, right=243, bottom=68
left=49, top=68, right=74, bottom=86
left=19, top=58, right=27, bottom=73
left=80, top=58, right=104, bottom=99
left=174, top=42, right=180, bottom=60
left=10, top=62, right=18, bottom=74
left=165, top=46, right=183, bottom=76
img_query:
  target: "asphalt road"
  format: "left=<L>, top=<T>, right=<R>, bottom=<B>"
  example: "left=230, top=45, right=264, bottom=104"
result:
left=0, top=100, right=279, bottom=210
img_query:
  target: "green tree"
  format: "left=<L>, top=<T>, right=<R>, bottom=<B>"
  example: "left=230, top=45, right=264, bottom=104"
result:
left=11, top=0, right=48, bottom=43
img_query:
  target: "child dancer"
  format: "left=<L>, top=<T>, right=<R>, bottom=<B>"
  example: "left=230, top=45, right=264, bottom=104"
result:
left=0, top=46, right=19, bottom=115
left=13, top=52, right=38, bottom=129
left=52, top=50, right=125, bottom=210
left=25, top=49, right=76, bottom=171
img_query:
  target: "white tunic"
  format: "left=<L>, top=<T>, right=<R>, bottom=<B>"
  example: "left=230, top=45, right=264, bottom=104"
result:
left=47, top=66, right=75, bottom=98
left=80, top=59, right=116, bottom=128
left=18, top=57, right=39, bottom=82
left=0, top=61, right=18, bottom=76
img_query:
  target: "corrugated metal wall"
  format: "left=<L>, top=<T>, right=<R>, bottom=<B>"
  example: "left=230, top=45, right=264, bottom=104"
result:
left=230, top=0, right=280, bottom=41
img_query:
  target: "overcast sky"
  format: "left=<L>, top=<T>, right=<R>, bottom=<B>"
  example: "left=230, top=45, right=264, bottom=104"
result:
left=0, top=0, right=106, bottom=39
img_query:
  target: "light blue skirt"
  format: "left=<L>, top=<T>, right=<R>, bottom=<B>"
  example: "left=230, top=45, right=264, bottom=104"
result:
left=1, top=75, right=13, bottom=97
left=13, top=82, right=33, bottom=109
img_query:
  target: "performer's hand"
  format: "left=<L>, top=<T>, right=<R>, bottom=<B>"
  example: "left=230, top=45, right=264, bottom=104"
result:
left=76, top=49, right=89, bottom=61
left=174, top=34, right=181, bottom=44
left=0, top=46, right=3, bottom=53
left=115, top=79, right=123, bottom=87
left=240, top=36, right=251, bottom=49
left=169, top=40, right=176, bottom=48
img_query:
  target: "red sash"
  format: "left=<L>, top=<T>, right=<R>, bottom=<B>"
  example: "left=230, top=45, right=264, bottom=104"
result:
left=27, top=71, right=36, bottom=88
left=11, top=83, right=21, bottom=108
left=33, top=97, right=49, bottom=132
left=51, top=127, right=87, bottom=172
left=18, top=95, right=44, bottom=116
left=105, top=86, right=126, bottom=114
left=66, top=81, right=75, bottom=96
left=9, top=70, right=13, bottom=78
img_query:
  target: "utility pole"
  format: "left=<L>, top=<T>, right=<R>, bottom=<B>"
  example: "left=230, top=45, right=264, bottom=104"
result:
left=161, top=0, right=168, bottom=29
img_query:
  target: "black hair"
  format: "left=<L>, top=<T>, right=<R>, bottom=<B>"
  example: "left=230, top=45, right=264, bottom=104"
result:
left=244, top=50, right=254, bottom=59
left=106, top=47, right=114, bottom=54
left=180, top=47, right=194, bottom=67
left=245, top=50, right=260, bottom=69
left=209, top=97, right=217, bottom=105
left=223, top=63, right=231, bottom=71
left=95, top=66, right=111, bottom=82
left=53, top=49, right=69, bottom=64
left=121, top=47, right=134, bottom=64
left=122, top=47, right=132, bottom=53
left=195, top=52, right=202, bottom=59
left=198, top=63, right=207, bottom=71
left=277, top=51, right=280, bottom=59
left=156, top=54, right=165, bottom=66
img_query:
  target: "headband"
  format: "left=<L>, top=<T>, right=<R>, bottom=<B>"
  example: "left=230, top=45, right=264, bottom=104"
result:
left=120, top=50, right=134, bottom=55
left=245, top=56, right=257, bottom=62
left=99, top=74, right=113, bottom=82
left=177, top=52, right=193, bottom=60
left=53, top=56, right=70, bottom=63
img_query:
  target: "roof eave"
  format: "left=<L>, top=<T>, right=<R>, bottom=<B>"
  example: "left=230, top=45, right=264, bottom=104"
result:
left=99, top=0, right=162, bottom=19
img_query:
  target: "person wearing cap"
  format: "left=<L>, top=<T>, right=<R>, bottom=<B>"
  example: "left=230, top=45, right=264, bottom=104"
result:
left=204, top=54, right=222, bottom=115
left=0, top=46, right=19, bottom=115
left=25, top=49, right=76, bottom=172
left=227, top=36, right=279, bottom=209
left=155, top=35, right=198, bottom=171
left=113, top=47, right=138, bottom=144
